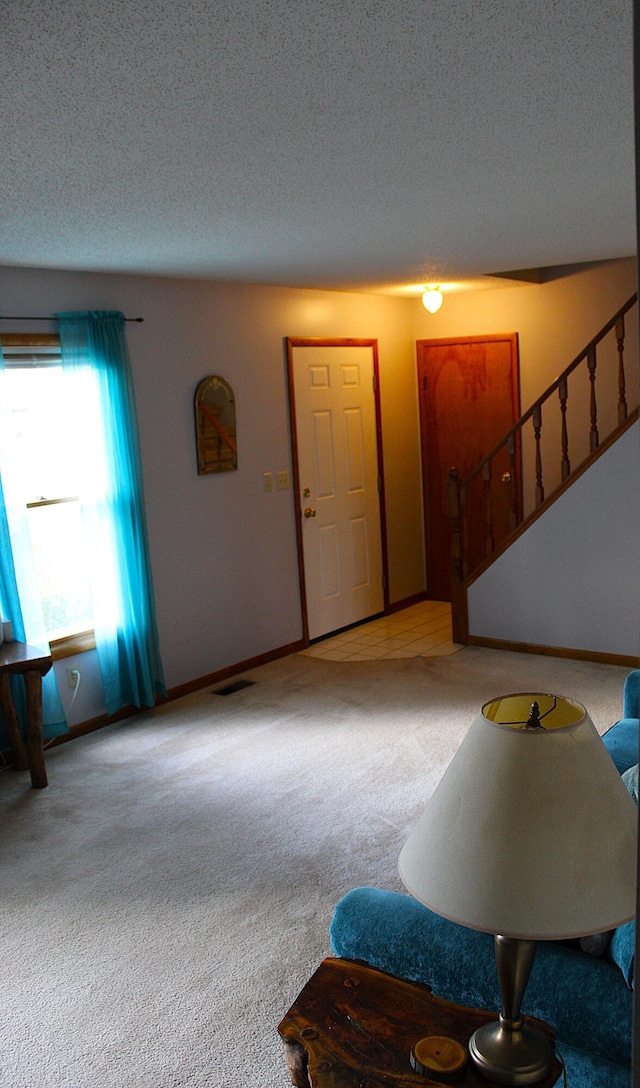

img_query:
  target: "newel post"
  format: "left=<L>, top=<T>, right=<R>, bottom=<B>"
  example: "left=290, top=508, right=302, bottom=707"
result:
left=447, top=468, right=469, bottom=644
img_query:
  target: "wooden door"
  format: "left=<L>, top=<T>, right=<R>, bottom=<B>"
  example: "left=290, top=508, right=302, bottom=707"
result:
left=417, top=335, right=520, bottom=601
left=287, top=339, right=387, bottom=641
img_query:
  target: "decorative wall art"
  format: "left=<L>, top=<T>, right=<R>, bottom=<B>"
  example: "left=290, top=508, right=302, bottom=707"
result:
left=194, top=376, right=238, bottom=474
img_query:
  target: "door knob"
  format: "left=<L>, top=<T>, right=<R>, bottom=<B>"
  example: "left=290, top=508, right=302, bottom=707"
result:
left=304, top=507, right=317, bottom=518
left=501, top=472, right=512, bottom=483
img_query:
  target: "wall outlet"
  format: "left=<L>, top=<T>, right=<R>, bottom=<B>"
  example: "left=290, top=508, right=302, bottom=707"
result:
left=67, top=666, right=80, bottom=689
left=263, top=472, right=273, bottom=492
left=277, top=470, right=290, bottom=490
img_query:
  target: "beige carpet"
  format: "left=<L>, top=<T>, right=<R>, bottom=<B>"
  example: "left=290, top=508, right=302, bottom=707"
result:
left=0, top=646, right=631, bottom=1087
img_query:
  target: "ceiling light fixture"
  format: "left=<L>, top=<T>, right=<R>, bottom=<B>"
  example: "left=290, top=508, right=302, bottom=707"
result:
left=421, top=286, right=443, bottom=313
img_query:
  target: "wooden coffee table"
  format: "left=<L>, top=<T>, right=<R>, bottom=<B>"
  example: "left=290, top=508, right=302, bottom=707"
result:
left=278, top=957, right=561, bottom=1087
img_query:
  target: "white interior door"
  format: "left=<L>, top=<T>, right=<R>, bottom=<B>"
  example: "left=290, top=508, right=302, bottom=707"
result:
left=288, top=341, right=385, bottom=641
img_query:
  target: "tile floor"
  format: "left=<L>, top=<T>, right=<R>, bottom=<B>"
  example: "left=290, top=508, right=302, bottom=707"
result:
left=299, top=599, right=461, bottom=661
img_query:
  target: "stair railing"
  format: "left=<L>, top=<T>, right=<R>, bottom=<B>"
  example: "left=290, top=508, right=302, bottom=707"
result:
left=448, top=292, right=638, bottom=604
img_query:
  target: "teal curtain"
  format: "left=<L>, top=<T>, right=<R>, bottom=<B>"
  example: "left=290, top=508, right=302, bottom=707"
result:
left=0, top=478, right=25, bottom=640
left=0, top=348, right=67, bottom=743
left=56, top=311, right=166, bottom=716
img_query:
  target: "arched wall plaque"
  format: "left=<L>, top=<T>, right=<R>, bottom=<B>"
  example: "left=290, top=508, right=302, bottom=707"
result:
left=194, top=376, right=238, bottom=474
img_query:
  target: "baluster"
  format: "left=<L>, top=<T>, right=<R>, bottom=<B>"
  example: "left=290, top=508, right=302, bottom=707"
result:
left=533, top=404, right=544, bottom=506
left=587, top=346, right=599, bottom=452
left=615, top=314, right=628, bottom=424
left=558, top=376, right=570, bottom=481
left=507, top=433, right=518, bottom=530
left=483, top=461, right=494, bottom=556
left=447, top=468, right=464, bottom=588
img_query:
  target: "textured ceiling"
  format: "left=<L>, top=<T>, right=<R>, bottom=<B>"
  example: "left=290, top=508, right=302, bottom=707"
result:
left=1, top=0, right=636, bottom=294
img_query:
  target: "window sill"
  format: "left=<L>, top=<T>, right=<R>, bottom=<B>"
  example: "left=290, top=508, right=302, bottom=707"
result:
left=50, top=630, right=96, bottom=661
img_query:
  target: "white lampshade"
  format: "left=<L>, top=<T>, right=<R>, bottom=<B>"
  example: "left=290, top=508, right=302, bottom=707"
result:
left=399, top=693, right=637, bottom=940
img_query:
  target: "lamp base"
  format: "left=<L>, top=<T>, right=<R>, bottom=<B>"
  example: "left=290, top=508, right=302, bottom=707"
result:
left=469, top=1020, right=552, bottom=1086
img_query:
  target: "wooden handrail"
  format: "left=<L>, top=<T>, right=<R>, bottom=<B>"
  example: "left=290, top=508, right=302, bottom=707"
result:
left=460, top=292, right=637, bottom=490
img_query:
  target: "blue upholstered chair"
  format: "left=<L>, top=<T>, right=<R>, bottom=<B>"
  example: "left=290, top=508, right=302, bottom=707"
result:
left=603, top=669, right=639, bottom=775
left=330, top=673, right=639, bottom=1088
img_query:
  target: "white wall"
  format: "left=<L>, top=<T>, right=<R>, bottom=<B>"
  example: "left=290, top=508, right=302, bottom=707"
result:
left=467, top=422, right=640, bottom=657
left=0, top=265, right=425, bottom=718
left=1, top=258, right=636, bottom=725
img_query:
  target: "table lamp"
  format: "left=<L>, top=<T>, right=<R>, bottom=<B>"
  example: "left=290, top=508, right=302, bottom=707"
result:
left=398, top=692, right=637, bottom=1086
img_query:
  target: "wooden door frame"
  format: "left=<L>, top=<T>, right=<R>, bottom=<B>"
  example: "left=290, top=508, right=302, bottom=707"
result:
left=416, top=333, right=522, bottom=599
left=285, top=337, right=390, bottom=644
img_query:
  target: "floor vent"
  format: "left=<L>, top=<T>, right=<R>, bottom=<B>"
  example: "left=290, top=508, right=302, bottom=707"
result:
left=211, top=679, right=256, bottom=696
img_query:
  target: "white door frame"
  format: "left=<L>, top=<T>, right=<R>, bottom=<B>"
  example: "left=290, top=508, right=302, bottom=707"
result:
left=286, top=336, right=389, bottom=644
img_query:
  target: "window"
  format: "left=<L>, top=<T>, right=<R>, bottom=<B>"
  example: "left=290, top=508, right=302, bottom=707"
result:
left=1, top=334, right=95, bottom=655
left=1, top=312, right=165, bottom=721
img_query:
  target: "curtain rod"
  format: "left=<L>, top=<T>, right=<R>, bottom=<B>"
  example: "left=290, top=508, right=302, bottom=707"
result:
left=0, top=315, right=144, bottom=323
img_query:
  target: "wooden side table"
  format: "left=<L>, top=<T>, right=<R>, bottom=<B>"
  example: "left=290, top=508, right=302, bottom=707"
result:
left=0, top=642, right=53, bottom=789
left=278, top=958, right=561, bottom=1088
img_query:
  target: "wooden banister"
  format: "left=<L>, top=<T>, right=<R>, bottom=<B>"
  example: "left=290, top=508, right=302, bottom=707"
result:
left=459, top=293, right=637, bottom=493
left=449, top=292, right=638, bottom=635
